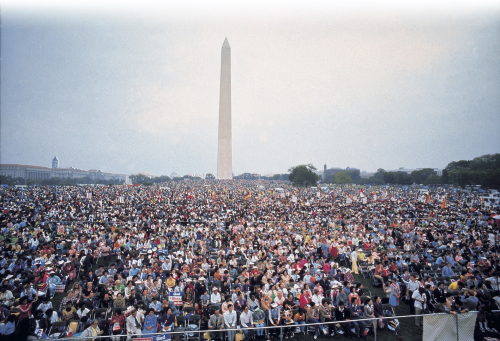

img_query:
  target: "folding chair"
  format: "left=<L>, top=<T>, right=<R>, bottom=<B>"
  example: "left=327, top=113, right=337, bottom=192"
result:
left=47, top=321, right=67, bottom=338
left=186, top=314, right=201, bottom=341
left=174, top=315, right=187, bottom=333
left=94, top=308, right=108, bottom=320
left=98, top=319, right=110, bottom=336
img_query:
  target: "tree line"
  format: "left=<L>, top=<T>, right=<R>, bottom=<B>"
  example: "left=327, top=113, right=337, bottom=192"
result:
left=287, top=153, right=500, bottom=189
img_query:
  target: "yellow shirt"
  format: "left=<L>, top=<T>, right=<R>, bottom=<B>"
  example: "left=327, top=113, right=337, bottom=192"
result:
left=166, top=278, right=176, bottom=288
left=448, top=282, right=459, bottom=290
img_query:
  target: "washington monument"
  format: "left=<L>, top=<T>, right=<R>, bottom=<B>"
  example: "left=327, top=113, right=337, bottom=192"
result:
left=217, top=38, right=232, bottom=179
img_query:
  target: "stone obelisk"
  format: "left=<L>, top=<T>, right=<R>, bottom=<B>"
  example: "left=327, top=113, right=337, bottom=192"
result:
left=217, top=37, right=232, bottom=179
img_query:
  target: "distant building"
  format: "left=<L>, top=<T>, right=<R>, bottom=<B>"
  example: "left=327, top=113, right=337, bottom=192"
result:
left=323, top=164, right=343, bottom=180
left=360, top=171, right=375, bottom=178
left=386, top=167, right=415, bottom=174
left=0, top=157, right=128, bottom=183
left=416, top=168, right=443, bottom=176
left=234, top=173, right=261, bottom=180
left=322, top=165, right=360, bottom=181
left=386, top=167, right=443, bottom=176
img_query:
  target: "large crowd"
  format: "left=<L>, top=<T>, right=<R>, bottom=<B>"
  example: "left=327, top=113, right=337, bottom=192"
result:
left=0, top=181, right=498, bottom=341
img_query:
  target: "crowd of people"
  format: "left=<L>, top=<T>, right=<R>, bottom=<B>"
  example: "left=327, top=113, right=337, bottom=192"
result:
left=0, top=180, right=498, bottom=341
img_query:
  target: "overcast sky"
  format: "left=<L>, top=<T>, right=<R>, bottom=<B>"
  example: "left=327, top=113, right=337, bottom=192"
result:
left=1, top=1, right=499, bottom=176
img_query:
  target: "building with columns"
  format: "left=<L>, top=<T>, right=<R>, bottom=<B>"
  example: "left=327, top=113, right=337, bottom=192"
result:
left=0, top=157, right=128, bottom=183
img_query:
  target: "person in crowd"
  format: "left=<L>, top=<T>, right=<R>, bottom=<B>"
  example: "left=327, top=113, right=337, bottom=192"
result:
left=80, top=319, right=104, bottom=341
left=126, top=309, right=143, bottom=340
left=142, top=308, right=158, bottom=336
left=0, top=315, right=16, bottom=340
left=349, top=296, right=368, bottom=339
left=111, top=309, right=125, bottom=341
left=208, top=309, right=225, bottom=340
left=412, top=287, right=427, bottom=327
left=224, top=303, right=237, bottom=341
left=240, top=305, right=255, bottom=339
left=319, top=299, right=333, bottom=335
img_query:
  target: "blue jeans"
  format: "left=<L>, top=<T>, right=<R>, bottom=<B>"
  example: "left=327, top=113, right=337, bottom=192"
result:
left=352, top=320, right=367, bottom=337
left=294, top=321, right=305, bottom=332
left=227, top=329, right=236, bottom=341
left=307, top=318, right=324, bottom=336
left=255, top=323, right=265, bottom=336
left=48, top=285, right=57, bottom=296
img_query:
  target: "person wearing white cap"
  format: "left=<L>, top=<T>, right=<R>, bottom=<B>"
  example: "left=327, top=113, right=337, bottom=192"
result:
left=211, top=287, right=221, bottom=304
left=268, top=302, right=281, bottom=339
left=47, top=271, right=62, bottom=298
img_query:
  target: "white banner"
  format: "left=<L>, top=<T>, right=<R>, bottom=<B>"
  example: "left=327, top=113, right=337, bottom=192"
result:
left=423, top=312, right=477, bottom=341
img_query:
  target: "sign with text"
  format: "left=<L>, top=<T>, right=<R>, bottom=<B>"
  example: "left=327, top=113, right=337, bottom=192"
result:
left=169, top=291, right=183, bottom=306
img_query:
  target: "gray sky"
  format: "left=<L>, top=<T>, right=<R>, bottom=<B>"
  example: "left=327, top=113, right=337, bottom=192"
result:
left=1, top=1, right=499, bottom=176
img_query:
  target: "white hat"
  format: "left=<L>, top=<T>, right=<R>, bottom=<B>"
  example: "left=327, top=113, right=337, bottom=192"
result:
left=199, top=277, right=205, bottom=281
left=271, top=303, right=278, bottom=308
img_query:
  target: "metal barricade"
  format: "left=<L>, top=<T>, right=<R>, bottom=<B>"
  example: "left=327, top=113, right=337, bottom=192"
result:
left=53, top=311, right=494, bottom=341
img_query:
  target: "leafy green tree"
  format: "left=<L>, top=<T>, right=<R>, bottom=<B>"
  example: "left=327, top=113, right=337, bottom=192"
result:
left=333, top=171, right=352, bottom=184
left=411, top=168, right=437, bottom=184
left=288, top=164, right=320, bottom=187
left=344, top=169, right=360, bottom=181
left=444, top=154, right=500, bottom=189
left=383, top=172, right=396, bottom=184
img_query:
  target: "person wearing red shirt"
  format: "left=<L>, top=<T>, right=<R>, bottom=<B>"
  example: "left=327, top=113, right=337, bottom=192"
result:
left=299, top=288, right=311, bottom=310
left=330, top=245, right=338, bottom=261
left=18, top=296, right=37, bottom=340
left=389, top=261, right=399, bottom=275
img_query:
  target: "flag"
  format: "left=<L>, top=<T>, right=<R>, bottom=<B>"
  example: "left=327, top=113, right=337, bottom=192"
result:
left=426, top=192, right=430, bottom=204
left=212, top=192, right=216, bottom=200
left=441, top=197, right=447, bottom=209
left=158, top=191, right=162, bottom=202
left=245, top=192, right=251, bottom=200
left=481, top=196, right=484, bottom=205
left=119, top=196, right=124, bottom=203
left=186, top=191, right=192, bottom=200
left=86, top=192, right=92, bottom=199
